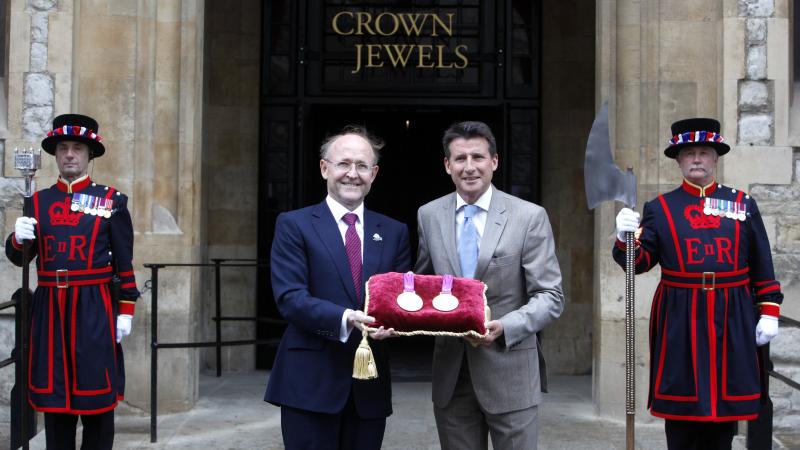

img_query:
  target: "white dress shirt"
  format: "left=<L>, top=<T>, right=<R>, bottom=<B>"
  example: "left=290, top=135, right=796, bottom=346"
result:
left=325, top=196, right=366, bottom=342
left=455, top=185, right=493, bottom=243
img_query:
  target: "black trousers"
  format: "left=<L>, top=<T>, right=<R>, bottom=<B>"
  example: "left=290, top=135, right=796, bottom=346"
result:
left=281, top=391, right=386, bottom=450
left=44, top=411, right=114, bottom=450
left=665, top=419, right=736, bottom=450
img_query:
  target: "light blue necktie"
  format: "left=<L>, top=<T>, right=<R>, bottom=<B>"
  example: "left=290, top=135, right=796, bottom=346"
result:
left=458, top=204, right=480, bottom=279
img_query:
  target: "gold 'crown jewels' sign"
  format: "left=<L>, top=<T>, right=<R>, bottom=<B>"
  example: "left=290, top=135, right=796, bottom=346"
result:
left=330, top=11, right=470, bottom=74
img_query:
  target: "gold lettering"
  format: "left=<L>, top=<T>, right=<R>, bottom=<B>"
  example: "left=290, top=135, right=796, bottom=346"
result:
left=332, top=11, right=354, bottom=35
left=366, top=44, right=384, bottom=67
left=355, top=12, right=375, bottom=36
left=454, top=44, right=469, bottom=69
left=384, top=44, right=414, bottom=67
left=417, top=45, right=435, bottom=68
left=397, top=13, right=428, bottom=36
left=431, top=13, right=454, bottom=37
left=374, top=12, right=399, bottom=36
left=435, top=45, right=455, bottom=69
left=351, top=44, right=363, bottom=74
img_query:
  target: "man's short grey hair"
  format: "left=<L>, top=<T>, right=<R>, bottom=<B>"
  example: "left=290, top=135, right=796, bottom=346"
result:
left=319, top=125, right=385, bottom=164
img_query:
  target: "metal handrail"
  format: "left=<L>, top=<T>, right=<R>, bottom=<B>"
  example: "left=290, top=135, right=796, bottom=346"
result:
left=143, top=258, right=283, bottom=443
left=767, top=314, right=800, bottom=390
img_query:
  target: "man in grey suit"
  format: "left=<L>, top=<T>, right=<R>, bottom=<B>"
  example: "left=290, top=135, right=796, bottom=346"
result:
left=415, top=121, right=565, bottom=450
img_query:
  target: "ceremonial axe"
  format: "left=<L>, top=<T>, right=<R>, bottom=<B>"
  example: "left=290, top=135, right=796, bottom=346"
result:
left=584, top=103, right=638, bottom=450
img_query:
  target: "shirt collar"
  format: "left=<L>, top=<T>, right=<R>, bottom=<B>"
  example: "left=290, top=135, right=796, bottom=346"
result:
left=456, top=185, right=493, bottom=212
left=56, top=175, right=91, bottom=194
left=325, top=196, right=364, bottom=224
left=681, top=178, right=717, bottom=197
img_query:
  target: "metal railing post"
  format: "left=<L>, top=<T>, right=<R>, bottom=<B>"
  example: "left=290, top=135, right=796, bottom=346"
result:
left=213, top=259, right=223, bottom=377
left=149, top=264, right=161, bottom=443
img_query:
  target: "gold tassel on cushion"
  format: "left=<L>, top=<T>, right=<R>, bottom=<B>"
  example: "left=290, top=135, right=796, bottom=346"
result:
left=353, top=330, right=378, bottom=379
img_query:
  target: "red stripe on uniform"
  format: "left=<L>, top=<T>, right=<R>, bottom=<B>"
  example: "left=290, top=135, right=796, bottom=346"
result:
left=691, top=289, right=698, bottom=395
left=31, top=401, right=119, bottom=415
left=734, top=191, right=744, bottom=270
left=650, top=410, right=757, bottom=421
left=707, top=288, right=717, bottom=417
left=658, top=195, right=685, bottom=271
left=756, top=285, right=780, bottom=296
left=38, top=266, right=113, bottom=276
left=118, top=302, right=136, bottom=316
left=86, top=189, right=116, bottom=269
left=34, top=192, right=43, bottom=271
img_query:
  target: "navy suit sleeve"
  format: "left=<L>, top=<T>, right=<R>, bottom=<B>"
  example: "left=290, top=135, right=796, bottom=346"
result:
left=270, top=212, right=349, bottom=340
left=393, top=224, right=412, bottom=273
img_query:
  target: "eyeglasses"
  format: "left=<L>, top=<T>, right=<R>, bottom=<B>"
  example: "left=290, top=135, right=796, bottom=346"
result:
left=324, top=159, right=375, bottom=174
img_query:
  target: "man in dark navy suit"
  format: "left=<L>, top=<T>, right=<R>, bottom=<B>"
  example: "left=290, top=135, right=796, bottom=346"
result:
left=265, top=125, right=411, bottom=450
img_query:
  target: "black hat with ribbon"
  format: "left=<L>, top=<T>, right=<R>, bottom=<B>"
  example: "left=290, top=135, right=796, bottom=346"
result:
left=41, top=114, right=105, bottom=158
left=664, top=117, right=730, bottom=158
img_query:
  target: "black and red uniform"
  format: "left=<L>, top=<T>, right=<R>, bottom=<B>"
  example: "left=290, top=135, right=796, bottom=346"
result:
left=5, top=175, right=139, bottom=415
left=612, top=179, right=782, bottom=422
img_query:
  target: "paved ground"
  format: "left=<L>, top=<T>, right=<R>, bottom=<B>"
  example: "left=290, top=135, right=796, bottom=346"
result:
left=1, top=371, right=795, bottom=449
left=0, top=372, right=780, bottom=450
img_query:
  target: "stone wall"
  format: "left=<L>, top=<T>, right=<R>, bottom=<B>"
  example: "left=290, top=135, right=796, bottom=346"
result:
left=202, top=0, right=260, bottom=372
left=0, top=0, right=206, bottom=414
left=540, top=0, right=596, bottom=375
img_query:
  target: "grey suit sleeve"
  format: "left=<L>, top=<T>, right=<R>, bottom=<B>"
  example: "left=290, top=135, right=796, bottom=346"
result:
left=500, top=208, right=565, bottom=348
left=414, top=209, right=434, bottom=274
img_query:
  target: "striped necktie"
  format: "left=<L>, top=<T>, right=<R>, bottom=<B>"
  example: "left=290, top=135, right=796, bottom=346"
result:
left=342, top=213, right=362, bottom=299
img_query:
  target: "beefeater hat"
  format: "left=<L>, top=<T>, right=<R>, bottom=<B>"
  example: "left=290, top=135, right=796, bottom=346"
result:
left=664, top=117, right=730, bottom=158
left=41, top=114, right=105, bottom=158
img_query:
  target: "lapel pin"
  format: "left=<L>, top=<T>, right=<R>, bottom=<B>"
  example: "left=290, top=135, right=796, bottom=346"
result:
left=372, top=233, right=382, bottom=242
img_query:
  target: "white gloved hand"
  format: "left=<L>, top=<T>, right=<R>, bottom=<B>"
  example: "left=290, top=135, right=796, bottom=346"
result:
left=755, top=315, right=779, bottom=346
left=14, top=217, right=37, bottom=242
left=346, top=309, right=375, bottom=331
left=116, top=314, right=133, bottom=343
left=615, top=208, right=640, bottom=242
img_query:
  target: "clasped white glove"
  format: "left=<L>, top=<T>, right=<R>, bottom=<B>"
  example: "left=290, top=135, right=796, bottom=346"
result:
left=346, top=309, right=375, bottom=331
left=116, top=314, right=133, bottom=343
left=755, top=315, right=779, bottom=346
left=615, top=208, right=640, bottom=242
left=14, top=217, right=37, bottom=242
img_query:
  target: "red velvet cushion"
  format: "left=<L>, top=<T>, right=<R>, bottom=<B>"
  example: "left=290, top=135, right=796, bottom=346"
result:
left=365, top=272, right=488, bottom=336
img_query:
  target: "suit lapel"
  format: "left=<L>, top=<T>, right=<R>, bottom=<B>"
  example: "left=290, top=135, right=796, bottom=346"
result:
left=363, top=210, right=384, bottom=283
left=311, top=201, right=358, bottom=305
left=475, top=189, right=508, bottom=280
left=438, top=193, right=460, bottom=275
